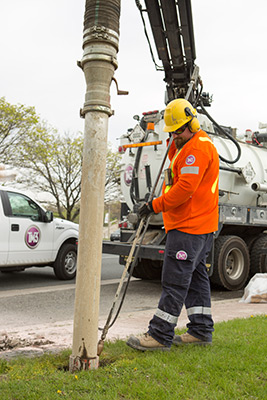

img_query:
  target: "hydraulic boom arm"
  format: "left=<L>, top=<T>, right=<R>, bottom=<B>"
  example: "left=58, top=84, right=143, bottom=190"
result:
left=138, top=0, right=197, bottom=103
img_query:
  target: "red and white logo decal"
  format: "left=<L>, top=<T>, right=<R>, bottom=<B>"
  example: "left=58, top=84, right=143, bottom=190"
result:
left=25, top=226, right=41, bottom=249
left=176, top=250, right=188, bottom=260
left=124, top=164, right=133, bottom=186
left=186, top=155, right=195, bottom=165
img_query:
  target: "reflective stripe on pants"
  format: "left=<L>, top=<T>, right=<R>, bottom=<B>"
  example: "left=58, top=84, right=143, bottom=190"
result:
left=148, top=229, right=214, bottom=347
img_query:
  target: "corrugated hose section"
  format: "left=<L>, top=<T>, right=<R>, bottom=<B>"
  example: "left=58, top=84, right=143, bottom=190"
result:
left=84, top=0, right=120, bottom=34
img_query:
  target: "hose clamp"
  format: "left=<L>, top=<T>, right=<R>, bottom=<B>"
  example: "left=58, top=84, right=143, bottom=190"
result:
left=83, top=26, right=119, bottom=50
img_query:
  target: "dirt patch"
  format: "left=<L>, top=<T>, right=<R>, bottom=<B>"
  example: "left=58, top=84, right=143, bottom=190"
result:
left=0, top=333, right=54, bottom=352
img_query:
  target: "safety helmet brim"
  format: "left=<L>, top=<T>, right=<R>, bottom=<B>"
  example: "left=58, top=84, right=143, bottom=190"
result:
left=163, top=99, right=197, bottom=132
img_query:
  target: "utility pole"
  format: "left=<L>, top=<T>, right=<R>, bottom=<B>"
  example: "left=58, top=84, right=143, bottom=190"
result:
left=69, top=0, right=121, bottom=372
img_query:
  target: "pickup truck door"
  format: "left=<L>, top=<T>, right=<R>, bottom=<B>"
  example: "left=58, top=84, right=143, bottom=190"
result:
left=2, top=190, right=54, bottom=266
left=0, top=192, right=9, bottom=265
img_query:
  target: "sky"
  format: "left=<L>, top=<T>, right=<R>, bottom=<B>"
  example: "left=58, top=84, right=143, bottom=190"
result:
left=1, top=0, right=267, bottom=146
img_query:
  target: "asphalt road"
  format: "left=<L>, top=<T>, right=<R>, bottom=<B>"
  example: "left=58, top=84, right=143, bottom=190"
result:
left=0, top=254, right=124, bottom=292
left=0, top=254, right=243, bottom=330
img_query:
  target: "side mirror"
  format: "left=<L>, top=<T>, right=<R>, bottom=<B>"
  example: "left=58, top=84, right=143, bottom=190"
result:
left=44, top=210, right=53, bottom=223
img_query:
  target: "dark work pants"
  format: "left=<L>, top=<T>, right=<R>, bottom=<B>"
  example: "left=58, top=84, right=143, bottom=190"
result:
left=148, top=229, right=214, bottom=347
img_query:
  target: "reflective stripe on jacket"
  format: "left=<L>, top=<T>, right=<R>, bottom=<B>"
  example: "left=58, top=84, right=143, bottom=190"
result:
left=152, top=129, right=219, bottom=234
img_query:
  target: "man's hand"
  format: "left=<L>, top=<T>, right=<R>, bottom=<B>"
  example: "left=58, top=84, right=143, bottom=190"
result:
left=138, top=201, right=154, bottom=219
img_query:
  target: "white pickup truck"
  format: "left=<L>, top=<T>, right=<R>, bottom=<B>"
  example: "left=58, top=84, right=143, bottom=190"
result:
left=0, top=186, right=79, bottom=280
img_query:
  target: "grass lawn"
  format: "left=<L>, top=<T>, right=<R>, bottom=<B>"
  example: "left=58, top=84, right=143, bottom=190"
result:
left=0, top=315, right=266, bottom=400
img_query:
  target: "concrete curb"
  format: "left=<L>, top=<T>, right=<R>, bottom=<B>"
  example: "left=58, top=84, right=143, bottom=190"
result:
left=0, top=298, right=266, bottom=360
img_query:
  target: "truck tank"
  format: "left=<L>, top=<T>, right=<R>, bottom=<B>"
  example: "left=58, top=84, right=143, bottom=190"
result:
left=120, top=113, right=267, bottom=218
left=113, top=112, right=267, bottom=291
left=103, top=0, right=267, bottom=291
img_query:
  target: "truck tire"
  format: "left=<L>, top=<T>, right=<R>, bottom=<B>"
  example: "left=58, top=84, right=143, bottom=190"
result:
left=132, top=259, right=162, bottom=280
left=244, top=235, right=259, bottom=251
left=250, top=235, right=267, bottom=275
left=53, top=243, right=77, bottom=280
left=211, top=235, right=250, bottom=290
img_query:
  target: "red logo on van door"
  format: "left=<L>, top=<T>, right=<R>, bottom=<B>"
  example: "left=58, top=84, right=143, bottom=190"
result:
left=25, top=226, right=41, bottom=249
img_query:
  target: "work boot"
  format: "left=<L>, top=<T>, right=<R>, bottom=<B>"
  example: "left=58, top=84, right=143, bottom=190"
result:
left=126, top=333, right=170, bottom=352
left=173, top=332, right=212, bottom=346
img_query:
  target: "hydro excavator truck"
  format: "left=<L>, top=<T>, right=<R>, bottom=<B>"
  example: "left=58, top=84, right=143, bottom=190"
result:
left=103, top=0, right=267, bottom=291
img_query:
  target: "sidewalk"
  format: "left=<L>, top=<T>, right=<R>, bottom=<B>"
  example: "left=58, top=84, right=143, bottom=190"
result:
left=0, top=298, right=266, bottom=360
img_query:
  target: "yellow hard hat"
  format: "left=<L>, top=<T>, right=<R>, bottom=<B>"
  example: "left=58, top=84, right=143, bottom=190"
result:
left=163, top=98, right=199, bottom=133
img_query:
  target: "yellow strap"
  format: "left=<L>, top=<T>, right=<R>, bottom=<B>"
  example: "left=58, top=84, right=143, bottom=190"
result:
left=211, top=174, right=219, bottom=194
left=199, top=137, right=214, bottom=144
left=165, top=136, right=216, bottom=194
left=164, top=148, right=182, bottom=193
left=164, top=185, right=171, bottom=193
left=170, top=148, right=182, bottom=170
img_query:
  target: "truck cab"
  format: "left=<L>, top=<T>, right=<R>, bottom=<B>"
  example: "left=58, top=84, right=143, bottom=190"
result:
left=0, top=187, right=79, bottom=280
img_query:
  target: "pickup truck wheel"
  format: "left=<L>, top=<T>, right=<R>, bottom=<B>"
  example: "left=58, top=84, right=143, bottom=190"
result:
left=53, top=243, right=77, bottom=280
left=211, top=235, right=250, bottom=290
left=132, top=259, right=162, bottom=280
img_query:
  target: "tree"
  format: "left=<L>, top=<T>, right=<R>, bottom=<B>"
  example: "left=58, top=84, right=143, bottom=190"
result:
left=15, top=129, right=83, bottom=221
left=1, top=98, right=122, bottom=221
left=0, top=97, right=39, bottom=164
left=104, top=145, right=123, bottom=229
left=104, top=144, right=122, bottom=203
left=15, top=129, right=122, bottom=222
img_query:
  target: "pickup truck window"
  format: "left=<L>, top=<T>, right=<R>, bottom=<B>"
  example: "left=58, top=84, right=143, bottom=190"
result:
left=7, top=191, right=41, bottom=221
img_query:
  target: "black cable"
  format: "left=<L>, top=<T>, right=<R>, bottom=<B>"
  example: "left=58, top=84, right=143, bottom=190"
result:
left=99, top=216, right=151, bottom=331
left=99, top=136, right=174, bottom=333
left=199, top=99, right=241, bottom=164
left=192, top=80, right=203, bottom=108
left=129, top=124, right=149, bottom=204
left=134, top=0, right=163, bottom=71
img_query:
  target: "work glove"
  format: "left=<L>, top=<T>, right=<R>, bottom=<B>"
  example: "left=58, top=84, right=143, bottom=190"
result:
left=138, top=201, right=154, bottom=219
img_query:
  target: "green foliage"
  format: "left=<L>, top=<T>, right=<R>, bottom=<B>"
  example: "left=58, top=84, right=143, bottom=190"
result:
left=15, top=129, right=83, bottom=221
left=104, top=143, right=122, bottom=203
left=0, top=316, right=266, bottom=399
left=0, top=97, right=39, bottom=163
left=1, top=99, right=122, bottom=221
left=104, top=201, right=121, bottom=223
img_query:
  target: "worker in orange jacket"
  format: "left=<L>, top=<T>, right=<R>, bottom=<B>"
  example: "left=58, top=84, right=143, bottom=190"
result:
left=127, top=98, right=219, bottom=351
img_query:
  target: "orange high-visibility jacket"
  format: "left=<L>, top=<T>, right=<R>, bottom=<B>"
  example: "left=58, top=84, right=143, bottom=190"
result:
left=152, top=129, right=219, bottom=234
